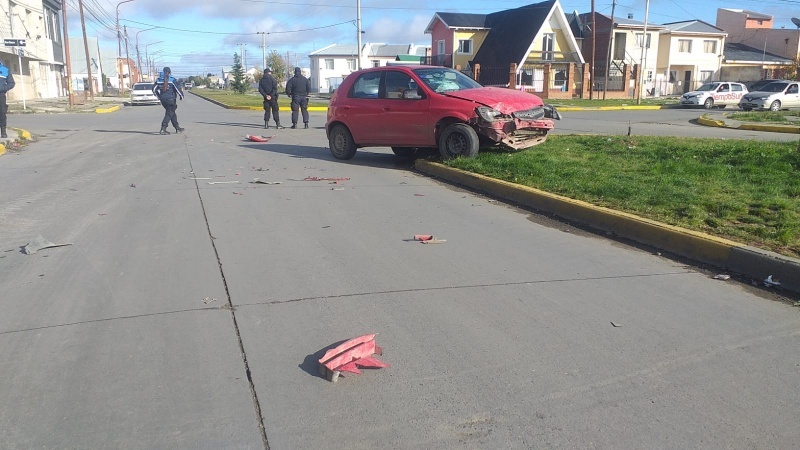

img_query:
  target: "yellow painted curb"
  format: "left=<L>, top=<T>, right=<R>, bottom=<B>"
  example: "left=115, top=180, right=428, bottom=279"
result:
left=0, top=143, right=5, bottom=156
left=698, top=115, right=725, bottom=127
left=740, top=123, right=800, bottom=134
left=13, top=128, right=31, bottom=140
left=415, top=159, right=743, bottom=269
left=95, top=105, right=121, bottom=114
left=555, top=105, right=670, bottom=112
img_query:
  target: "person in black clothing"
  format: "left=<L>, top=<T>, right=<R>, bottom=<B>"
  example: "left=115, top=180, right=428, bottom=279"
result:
left=152, top=67, right=184, bottom=135
left=0, top=61, right=16, bottom=138
left=285, top=67, right=311, bottom=129
left=258, top=67, right=283, bottom=129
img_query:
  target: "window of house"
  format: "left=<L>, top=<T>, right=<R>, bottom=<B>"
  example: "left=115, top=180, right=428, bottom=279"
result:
left=553, top=69, right=567, bottom=87
left=541, top=33, right=554, bottom=61
left=372, top=60, right=380, bottom=67
left=437, top=40, right=445, bottom=55
left=324, top=59, right=334, bottom=70
left=700, top=70, right=713, bottom=82
left=44, top=7, right=61, bottom=44
left=457, top=39, right=473, bottom=54
left=678, top=39, right=692, bottom=53
left=635, top=33, right=651, bottom=48
left=669, top=70, right=678, bottom=83
left=703, top=40, right=717, bottom=53
left=347, top=59, right=356, bottom=70
left=646, top=70, right=653, bottom=82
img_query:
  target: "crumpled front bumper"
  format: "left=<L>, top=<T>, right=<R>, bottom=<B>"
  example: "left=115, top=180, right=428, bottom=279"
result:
left=475, top=104, right=559, bottom=150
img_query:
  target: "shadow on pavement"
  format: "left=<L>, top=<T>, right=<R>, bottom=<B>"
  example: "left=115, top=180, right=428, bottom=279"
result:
left=238, top=142, right=427, bottom=171
left=94, top=129, right=167, bottom=135
left=299, top=339, right=348, bottom=380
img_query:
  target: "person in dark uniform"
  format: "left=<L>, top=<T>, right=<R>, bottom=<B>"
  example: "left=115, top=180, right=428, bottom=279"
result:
left=285, top=67, right=311, bottom=129
left=258, top=67, right=283, bottom=129
left=152, top=67, right=184, bottom=135
left=0, top=61, right=16, bottom=138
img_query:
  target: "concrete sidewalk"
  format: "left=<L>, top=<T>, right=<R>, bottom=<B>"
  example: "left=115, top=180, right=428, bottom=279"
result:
left=7, top=96, right=128, bottom=115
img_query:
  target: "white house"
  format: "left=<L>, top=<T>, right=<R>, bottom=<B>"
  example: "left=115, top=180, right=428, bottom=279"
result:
left=308, top=43, right=429, bottom=93
left=68, top=37, right=104, bottom=96
left=657, top=20, right=727, bottom=95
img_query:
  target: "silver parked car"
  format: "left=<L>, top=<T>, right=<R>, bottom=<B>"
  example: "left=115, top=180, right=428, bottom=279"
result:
left=130, top=82, right=160, bottom=105
left=739, top=81, right=800, bottom=111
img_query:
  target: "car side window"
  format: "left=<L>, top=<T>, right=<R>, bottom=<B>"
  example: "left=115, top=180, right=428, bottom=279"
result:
left=718, top=84, right=729, bottom=92
left=732, top=84, right=742, bottom=92
left=788, top=84, right=799, bottom=94
left=384, top=71, right=423, bottom=100
left=349, top=72, right=381, bottom=99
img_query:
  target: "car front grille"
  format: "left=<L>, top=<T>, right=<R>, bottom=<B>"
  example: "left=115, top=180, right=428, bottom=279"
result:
left=513, top=107, right=545, bottom=120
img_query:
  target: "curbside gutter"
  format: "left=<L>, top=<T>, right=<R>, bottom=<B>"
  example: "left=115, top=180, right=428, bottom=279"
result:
left=415, top=159, right=800, bottom=295
left=0, top=128, right=32, bottom=157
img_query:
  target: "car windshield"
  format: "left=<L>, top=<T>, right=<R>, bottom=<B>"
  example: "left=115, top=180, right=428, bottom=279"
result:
left=760, top=82, right=788, bottom=92
left=696, top=83, right=719, bottom=91
left=133, top=83, right=151, bottom=90
left=413, top=68, right=481, bottom=93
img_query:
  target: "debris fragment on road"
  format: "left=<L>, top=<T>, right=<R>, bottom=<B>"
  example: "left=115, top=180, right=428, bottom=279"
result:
left=22, top=236, right=73, bottom=255
left=245, top=135, right=272, bottom=143
left=318, top=334, right=389, bottom=383
left=763, top=275, right=781, bottom=288
left=304, top=176, right=350, bottom=181
left=202, top=297, right=217, bottom=304
left=207, top=181, right=240, bottom=185
left=713, top=274, right=731, bottom=281
left=611, top=322, right=622, bottom=327
left=249, top=179, right=282, bottom=185
left=414, top=234, right=446, bottom=244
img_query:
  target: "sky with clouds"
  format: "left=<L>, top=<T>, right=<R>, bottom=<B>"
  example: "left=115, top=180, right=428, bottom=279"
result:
left=73, top=0, right=800, bottom=78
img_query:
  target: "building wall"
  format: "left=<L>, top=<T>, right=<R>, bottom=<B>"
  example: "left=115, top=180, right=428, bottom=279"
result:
left=310, top=55, right=357, bottom=93
left=453, top=30, right=488, bottom=69
left=430, top=20, right=453, bottom=59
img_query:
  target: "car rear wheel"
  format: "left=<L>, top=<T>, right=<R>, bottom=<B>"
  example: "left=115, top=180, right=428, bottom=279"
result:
left=741, top=107, right=752, bottom=111
left=391, top=147, right=417, bottom=158
left=438, top=123, right=479, bottom=159
left=328, top=125, right=357, bottom=160
left=717, top=105, right=726, bottom=109
left=769, top=100, right=781, bottom=111
left=703, top=98, right=714, bottom=109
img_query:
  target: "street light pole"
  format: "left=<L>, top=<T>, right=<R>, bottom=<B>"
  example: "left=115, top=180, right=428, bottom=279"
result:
left=356, top=0, right=362, bottom=70
left=136, top=27, right=156, bottom=82
left=116, top=0, right=135, bottom=94
left=636, top=0, right=650, bottom=105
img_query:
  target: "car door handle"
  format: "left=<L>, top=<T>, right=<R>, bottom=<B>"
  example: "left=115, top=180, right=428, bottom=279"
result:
left=383, top=107, right=391, bottom=111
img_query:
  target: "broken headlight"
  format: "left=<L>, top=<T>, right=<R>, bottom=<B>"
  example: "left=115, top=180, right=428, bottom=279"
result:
left=477, top=106, right=505, bottom=122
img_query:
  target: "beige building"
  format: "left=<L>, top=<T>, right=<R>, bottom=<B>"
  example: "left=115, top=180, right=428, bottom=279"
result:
left=716, top=9, right=800, bottom=62
left=657, top=20, right=727, bottom=95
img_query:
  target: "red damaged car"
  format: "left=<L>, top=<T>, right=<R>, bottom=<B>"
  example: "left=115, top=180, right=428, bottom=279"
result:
left=325, top=65, right=560, bottom=160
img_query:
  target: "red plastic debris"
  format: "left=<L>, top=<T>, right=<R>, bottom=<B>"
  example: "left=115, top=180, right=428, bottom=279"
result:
left=318, top=334, right=389, bottom=382
left=304, top=176, right=350, bottom=181
left=246, top=135, right=272, bottom=142
left=414, top=234, right=433, bottom=241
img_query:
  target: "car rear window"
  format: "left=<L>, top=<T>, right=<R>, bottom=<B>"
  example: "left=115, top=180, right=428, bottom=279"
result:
left=133, top=83, right=151, bottom=90
left=349, top=72, right=381, bottom=99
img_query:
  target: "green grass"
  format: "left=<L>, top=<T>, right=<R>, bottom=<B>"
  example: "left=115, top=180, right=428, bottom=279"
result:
left=443, top=135, right=800, bottom=258
left=190, top=89, right=327, bottom=108
left=727, top=111, right=800, bottom=123
left=546, top=98, right=679, bottom=107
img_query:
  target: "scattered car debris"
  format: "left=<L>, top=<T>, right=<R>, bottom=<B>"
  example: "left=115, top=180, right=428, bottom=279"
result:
left=130, top=183, right=136, bottom=188
left=189, top=177, right=212, bottom=180
left=246, top=135, right=272, bottom=143
left=763, top=275, right=781, bottom=288
left=203, top=297, right=217, bottom=304
left=253, top=166, right=267, bottom=171
left=415, top=194, right=426, bottom=196
left=207, top=181, right=240, bottom=185
left=331, top=187, right=345, bottom=191
left=22, top=235, right=73, bottom=255
left=249, top=179, right=282, bottom=185
left=413, top=234, right=446, bottom=244
left=304, top=176, right=350, bottom=181
left=233, top=192, right=243, bottom=195
left=611, top=322, right=622, bottom=327
left=713, top=274, right=731, bottom=281
left=318, top=334, right=389, bottom=383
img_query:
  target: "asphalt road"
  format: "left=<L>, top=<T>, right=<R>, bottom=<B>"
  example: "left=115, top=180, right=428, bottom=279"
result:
left=1, top=100, right=798, bottom=448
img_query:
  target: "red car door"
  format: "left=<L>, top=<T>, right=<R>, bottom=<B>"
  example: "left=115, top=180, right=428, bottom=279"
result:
left=339, top=71, right=384, bottom=144
left=378, top=70, right=431, bottom=146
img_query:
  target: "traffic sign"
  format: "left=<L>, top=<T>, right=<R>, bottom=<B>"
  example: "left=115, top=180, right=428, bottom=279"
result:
left=3, top=38, right=25, bottom=46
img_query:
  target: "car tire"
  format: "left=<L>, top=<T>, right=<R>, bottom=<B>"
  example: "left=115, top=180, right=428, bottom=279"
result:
left=769, top=100, right=781, bottom=111
left=438, top=123, right=479, bottom=159
left=703, top=98, right=714, bottom=109
left=742, top=107, right=752, bottom=112
left=717, top=105, right=726, bottom=109
left=328, top=125, right=357, bottom=160
left=391, top=147, right=417, bottom=158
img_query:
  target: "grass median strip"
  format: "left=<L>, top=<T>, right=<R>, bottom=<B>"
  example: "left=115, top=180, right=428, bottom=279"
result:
left=443, top=135, right=800, bottom=258
left=191, top=89, right=328, bottom=108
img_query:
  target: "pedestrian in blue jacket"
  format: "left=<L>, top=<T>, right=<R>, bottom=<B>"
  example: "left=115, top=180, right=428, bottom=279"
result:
left=152, top=67, right=184, bottom=135
left=0, top=61, right=16, bottom=138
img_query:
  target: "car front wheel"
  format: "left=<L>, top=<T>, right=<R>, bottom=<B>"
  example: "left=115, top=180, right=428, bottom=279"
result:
left=328, top=125, right=357, bottom=160
left=769, top=100, right=781, bottom=111
left=438, top=123, right=479, bottom=159
left=703, top=98, right=714, bottom=109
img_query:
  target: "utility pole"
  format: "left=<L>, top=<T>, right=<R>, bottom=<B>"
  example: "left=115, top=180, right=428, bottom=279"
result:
left=636, top=0, right=650, bottom=105
left=357, top=0, right=362, bottom=70
left=124, top=25, right=132, bottom=93
left=116, top=0, right=134, bottom=96
left=61, top=0, right=74, bottom=106
left=603, top=0, right=616, bottom=100
left=590, top=0, right=595, bottom=100
left=78, top=0, right=94, bottom=100
left=259, top=32, right=266, bottom=70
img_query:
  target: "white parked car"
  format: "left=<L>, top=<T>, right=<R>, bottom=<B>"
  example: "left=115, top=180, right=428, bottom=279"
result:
left=130, top=82, right=160, bottom=105
left=739, top=81, right=800, bottom=111
left=680, top=82, right=748, bottom=109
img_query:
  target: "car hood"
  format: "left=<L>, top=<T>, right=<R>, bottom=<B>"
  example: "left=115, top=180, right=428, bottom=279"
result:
left=683, top=90, right=712, bottom=97
left=443, top=87, right=544, bottom=113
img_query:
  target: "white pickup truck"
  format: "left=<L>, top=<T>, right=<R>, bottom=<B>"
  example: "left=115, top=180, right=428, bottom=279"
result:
left=680, top=82, right=748, bottom=109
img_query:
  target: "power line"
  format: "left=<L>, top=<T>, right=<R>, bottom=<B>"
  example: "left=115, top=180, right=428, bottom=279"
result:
left=121, top=18, right=354, bottom=36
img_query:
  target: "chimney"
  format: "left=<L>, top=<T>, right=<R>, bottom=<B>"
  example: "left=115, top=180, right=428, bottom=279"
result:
left=627, top=13, right=633, bottom=19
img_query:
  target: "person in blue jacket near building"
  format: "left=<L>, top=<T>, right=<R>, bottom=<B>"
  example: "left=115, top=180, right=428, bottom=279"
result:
left=0, top=61, right=16, bottom=138
left=152, top=67, right=184, bottom=135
